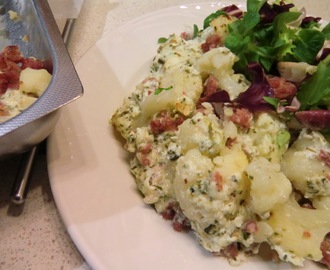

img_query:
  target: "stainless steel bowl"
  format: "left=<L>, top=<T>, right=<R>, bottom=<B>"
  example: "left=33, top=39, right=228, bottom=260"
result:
left=0, top=0, right=83, bottom=157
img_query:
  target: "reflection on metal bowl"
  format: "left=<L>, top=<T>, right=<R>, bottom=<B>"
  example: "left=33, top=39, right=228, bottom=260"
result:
left=0, top=0, right=83, bottom=157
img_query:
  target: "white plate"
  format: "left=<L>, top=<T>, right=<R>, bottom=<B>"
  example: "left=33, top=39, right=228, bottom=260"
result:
left=47, top=2, right=324, bottom=270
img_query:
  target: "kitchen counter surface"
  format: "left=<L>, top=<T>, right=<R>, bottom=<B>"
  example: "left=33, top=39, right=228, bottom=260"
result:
left=0, top=0, right=329, bottom=269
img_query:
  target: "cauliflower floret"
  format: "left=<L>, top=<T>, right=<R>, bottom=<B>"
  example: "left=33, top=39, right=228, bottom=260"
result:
left=138, top=35, right=203, bottom=123
left=242, top=112, right=289, bottom=163
left=209, top=15, right=235, bottom=41
left=196, top=47, right=249, bottom=99
left=130, top=127, right=176, bottom=206
left=174, top=148, right=250, bottom=252
left=177, top=112, right=225, bottom=157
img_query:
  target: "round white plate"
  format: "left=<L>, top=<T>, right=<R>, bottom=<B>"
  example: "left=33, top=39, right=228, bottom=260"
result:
left=47, top=2, right=324, bottom=270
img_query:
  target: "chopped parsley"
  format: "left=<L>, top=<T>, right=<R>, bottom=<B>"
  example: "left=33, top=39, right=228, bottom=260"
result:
left=154, top=86, right=173, bottom=95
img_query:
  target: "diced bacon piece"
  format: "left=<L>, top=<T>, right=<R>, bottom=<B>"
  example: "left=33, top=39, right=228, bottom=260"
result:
left=0, top=57, right=21, bottom=93
left=0, top=56, right=7, bottom=70
left=172, top=213, right=191, bottom=232
left=244, top=221, right=258, bottom=234
left=21, top=57, right=44, bottom=70
left=136, top=143, right=153, bottom=166
left=161, top=203, right=177, bottom=220
left=160, top=202, right=191, bottom=232
left=180, top=32, right=190, bottom=40
left=150, top=111, right=184, bottom=135
left=0, top=45, right=47, bottom=95
left=0, top=73, right=9, bottom=95
left=319, top=150, right=330, bottom=167
left=1, top=45, right=23, bottom=63
left=212, top=171, right=223, bottom=191
left=230, top=107, right=253, bottom=129
left=267, top=76, right=297, bottom=100
left=138, top=155, right=150, bottom=166
left=225, top=137, right=237, bottom=148
left=221, top=243, right=239, bottom=259
left=4, top=60, right=21, bottom=89
left=203, top=75, right=219, bottom=98
left=0, top=102, right=9, bottom=116
left=320, top=234, right=330, bottom=267
left=197, top=75, right=219, bottom=108
left=139, top=143, right=152, bottom=155
left=201, top=34, right=221, bottom=53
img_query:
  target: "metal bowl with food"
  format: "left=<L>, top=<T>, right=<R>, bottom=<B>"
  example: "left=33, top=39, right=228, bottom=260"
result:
left=0, top=0, right=83, bottom=157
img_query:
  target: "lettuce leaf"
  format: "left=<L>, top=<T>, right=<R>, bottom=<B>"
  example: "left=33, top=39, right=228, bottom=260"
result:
left=293, top=29, right=325, bottom=63
left=298, top=56, right=330, bottom=110
left=321, top=22, right=330, bottom=39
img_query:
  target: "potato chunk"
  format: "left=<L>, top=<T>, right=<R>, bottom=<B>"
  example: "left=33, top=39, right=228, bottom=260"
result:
left=268, top=196, right=330, bottom=265
left=245, top=157, right=292, bottom=215
left=19, top=68, right=52, bottom=97
left=281, top=129, right=330, bottom=198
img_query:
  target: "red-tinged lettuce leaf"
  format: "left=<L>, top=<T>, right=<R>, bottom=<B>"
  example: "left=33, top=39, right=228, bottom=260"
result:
left=295, top=110, right=330, bottom=129
left=204, top=62, right=274, bottom=111
left=234, top=62, right=274, bottom=111
left=319, top=48, right=330, bottom=62
left=259, top=1, right=295, bottom=24
left=301, top=16, right=321, bottom=27
left=203, top=90, right=231, bottom=103
left=222, top=4, right=244, bottom=19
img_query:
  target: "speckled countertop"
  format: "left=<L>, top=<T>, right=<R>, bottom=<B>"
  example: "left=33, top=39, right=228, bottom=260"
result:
left=0, top=0, right=329, bottom=269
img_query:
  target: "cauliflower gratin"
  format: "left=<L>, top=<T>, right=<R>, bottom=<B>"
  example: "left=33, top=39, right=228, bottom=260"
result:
left=111, top=0, right=330, bottom=267
left=0, top=45, right=51, bottom=123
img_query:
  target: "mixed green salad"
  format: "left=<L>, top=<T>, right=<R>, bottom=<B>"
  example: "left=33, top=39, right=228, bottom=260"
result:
left=161, top=0, right=330, bottom=131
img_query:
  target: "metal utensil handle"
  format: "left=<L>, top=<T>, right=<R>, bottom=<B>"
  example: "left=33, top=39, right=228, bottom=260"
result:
left=10, top=146, right=38, bottom=204
left=62, top=18, right=76, bottom=45
left=10, top=18, right=76, bottom=204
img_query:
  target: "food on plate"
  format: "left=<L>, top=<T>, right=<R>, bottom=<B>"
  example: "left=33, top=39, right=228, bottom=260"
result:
left=0, top=45, right=52, bottom=122
left=111, top=0, right=330, bottom=267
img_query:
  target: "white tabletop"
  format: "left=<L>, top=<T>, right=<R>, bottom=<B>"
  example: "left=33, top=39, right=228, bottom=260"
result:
left=0, top=0, right=329, bottom=269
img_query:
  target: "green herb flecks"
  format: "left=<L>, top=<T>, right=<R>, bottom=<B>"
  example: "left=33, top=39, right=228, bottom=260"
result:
left=276, top=130, right=290, bottom=148
left=158, top=37, right=168, bottom=44
left=263, top=96, right=281, bottom=108
left=154, top=86, right=173, bottom=95
left=193, top=24, right=199, bottom=38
